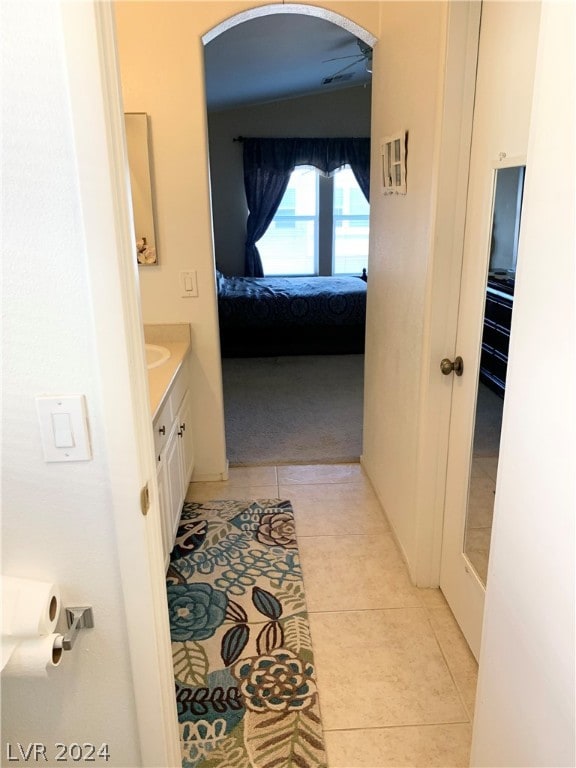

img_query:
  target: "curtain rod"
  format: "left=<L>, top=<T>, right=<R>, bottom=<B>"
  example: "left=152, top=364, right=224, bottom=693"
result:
left=233, top=136, right=369, bottom=142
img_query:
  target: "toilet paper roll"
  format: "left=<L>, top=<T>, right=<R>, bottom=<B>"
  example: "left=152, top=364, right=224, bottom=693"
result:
left=2, top=634, right=64, bottom=678
left=2, top=576, right=60, bottom=637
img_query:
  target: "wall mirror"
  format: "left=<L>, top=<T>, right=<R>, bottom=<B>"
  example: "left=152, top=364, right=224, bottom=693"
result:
left=463, top=162, right=526, bottom=585
left=124, top=112, right=158, bottom=265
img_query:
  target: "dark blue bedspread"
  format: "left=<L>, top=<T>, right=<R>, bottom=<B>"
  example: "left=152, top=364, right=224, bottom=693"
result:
left=218, top=275, right=366, bottom=328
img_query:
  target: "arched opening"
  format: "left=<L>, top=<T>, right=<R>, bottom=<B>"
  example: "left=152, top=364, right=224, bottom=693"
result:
left=202, top=4, right=376, bottom=48
left=203, top=5, right=377, bottom=466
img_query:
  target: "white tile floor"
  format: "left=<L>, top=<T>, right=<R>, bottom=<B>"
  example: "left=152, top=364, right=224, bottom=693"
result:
left=186, top=463, right=477, bottom=767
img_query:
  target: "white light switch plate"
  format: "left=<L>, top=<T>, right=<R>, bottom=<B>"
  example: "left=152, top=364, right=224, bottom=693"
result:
left=36, top=395, right=92, bottom=462
left=180, top=270, right=198, bottom=298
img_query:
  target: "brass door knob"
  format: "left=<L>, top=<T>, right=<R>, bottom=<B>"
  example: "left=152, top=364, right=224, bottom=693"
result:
left=440, top=356, right=464, bottom=376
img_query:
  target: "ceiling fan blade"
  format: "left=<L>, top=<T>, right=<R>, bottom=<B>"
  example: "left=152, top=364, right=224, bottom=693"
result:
left=330, top=58, right=366, bottom=77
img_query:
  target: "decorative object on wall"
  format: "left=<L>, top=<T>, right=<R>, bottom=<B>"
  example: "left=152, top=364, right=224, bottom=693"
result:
left=136, top=237, right=156, bottom=265
left=381, top=131, right=407, bottom=195
left=124, top=113, right=158, bottom=265
left=166, top=498, right=327, bottom=768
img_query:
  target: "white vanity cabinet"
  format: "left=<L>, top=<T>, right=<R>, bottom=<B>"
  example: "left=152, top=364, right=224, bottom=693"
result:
left=152, top=356, right=194, bottom=568
left=175, top=390, right=194, bottom=497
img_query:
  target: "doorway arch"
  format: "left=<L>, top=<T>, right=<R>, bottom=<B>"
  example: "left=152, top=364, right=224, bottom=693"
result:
left=202, top=4, right=377, bottom=48
left=203, top=4, right=377, bottom=466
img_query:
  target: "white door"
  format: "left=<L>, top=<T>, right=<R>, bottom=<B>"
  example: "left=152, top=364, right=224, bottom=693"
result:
left=439, top=1, right=541, bottom=660
left=61, top=4, right=182, bottom=763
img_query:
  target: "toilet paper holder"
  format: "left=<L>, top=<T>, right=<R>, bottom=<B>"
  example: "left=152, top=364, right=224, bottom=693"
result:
left=62, top=606, right=94, bottom=651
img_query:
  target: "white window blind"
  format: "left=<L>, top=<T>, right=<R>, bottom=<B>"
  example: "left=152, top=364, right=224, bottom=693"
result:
left=332, top=167, right=370, bottom=275
left=257, top=167, right=318, bottom=276
left=257, top=165, right=369, bottom=277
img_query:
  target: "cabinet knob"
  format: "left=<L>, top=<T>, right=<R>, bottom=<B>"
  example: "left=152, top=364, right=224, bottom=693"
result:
left=440, top=356, right=464, bottom=376
left=177, top=430, right=183, bottom=438
left=180, top=423, right=186, bottom=432
left=158, top=425, right=166, bottom=435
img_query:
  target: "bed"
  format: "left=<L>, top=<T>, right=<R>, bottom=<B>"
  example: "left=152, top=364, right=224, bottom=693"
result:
left=217, top=273, right=367, bottom=357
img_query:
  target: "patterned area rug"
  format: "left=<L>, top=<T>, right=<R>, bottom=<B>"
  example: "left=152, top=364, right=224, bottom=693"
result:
left=166, top=499, right=327, bottom=768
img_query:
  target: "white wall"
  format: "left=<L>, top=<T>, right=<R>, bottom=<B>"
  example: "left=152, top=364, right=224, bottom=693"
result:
left=114, top=1, right=379, bottom=476
left=1, top=2, right=140, bottom=763
left=362, top=1, right=449, bottom=572
left=471, top=2, right=575, bottom=765
left=208, top=86, right=372, bottom=275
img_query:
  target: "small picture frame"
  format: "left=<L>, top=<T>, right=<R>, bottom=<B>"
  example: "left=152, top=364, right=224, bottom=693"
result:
left=381, top=131, right=407, bottom=195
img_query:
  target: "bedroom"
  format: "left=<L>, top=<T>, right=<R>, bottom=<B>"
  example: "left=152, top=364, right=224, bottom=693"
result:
left=205, top=15, right=373, bottom=464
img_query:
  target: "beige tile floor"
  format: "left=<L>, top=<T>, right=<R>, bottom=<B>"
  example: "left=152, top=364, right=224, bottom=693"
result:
left=186, top=463, right=477, bottom=767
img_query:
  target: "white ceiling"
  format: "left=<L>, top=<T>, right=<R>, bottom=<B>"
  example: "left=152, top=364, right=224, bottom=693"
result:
left=204, top=14, right=372, bottom=112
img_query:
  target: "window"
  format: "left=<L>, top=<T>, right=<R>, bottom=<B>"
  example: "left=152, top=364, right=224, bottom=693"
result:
left=257, top=167, right=318, bottom=275
left=332, top=167, right=370, bottom=275
left=257, top=165, right=369, bottom=276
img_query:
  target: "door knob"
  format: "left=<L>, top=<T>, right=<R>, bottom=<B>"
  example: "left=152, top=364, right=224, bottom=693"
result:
left=440, top=356, right=464, bottom=376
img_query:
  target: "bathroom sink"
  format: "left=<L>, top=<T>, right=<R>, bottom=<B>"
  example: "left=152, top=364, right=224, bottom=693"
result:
left=145, top=344, right=171, bottom=369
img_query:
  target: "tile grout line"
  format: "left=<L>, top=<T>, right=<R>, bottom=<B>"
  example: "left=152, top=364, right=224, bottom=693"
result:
left=306, top=605, right=428, bottom=616
left=321, top=720, right=472, bottom=733
left=296, top=534, right=391, bottom=541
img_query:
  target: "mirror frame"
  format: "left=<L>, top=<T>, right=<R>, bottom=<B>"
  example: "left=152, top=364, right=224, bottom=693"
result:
left=462, top=154, right=527, bottom=586
left=124, top=112, right=159, bottom=266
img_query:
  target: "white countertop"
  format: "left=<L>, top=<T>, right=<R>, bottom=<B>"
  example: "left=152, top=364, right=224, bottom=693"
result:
left=147, top=340, right=190, bottom=420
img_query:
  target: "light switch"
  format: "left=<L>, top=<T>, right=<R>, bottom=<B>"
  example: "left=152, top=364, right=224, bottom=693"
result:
left=52, top=412, right=74, bottom=448
left=180, top=270, right=198, bottom=298
left=36, top=395, right=92, bottom=462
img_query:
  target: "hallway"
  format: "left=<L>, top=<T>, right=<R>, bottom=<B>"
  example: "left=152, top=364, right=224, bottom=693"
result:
left=187, top=463, right=477, bottom=767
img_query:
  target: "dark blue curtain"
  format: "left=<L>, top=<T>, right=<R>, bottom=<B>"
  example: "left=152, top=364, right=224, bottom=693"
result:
left=243, top=137, right=371, bottom=276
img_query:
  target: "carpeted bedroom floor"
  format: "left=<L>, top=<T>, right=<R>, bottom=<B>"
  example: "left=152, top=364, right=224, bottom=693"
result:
left=221, top=355, right=364, bottom=466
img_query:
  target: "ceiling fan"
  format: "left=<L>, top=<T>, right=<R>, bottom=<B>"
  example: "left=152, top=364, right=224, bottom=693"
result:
left=322, top=38, right=373, bottom=83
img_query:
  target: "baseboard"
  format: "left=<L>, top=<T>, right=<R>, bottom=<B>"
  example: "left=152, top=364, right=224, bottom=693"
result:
left=229, top=456, right=360, bottom=468
left=191, top=459, right=229, bottom=483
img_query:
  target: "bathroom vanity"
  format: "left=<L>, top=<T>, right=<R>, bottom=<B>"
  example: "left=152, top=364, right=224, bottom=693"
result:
left=145, top=325, right=194, bottom=568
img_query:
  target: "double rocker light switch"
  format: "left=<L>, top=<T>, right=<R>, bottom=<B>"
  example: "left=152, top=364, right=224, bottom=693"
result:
left=36, top=395, right=92, bottom=462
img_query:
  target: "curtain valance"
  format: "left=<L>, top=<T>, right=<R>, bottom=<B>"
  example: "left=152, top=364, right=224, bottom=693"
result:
left=243, top=137, right=370, bottom=197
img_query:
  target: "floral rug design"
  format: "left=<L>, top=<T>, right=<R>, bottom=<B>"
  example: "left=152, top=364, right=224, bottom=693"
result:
left=167, top=498, right=327, bottom=768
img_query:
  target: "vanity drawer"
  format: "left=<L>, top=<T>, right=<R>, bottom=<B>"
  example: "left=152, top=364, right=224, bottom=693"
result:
left=153, top=397, right=173, bottom=457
